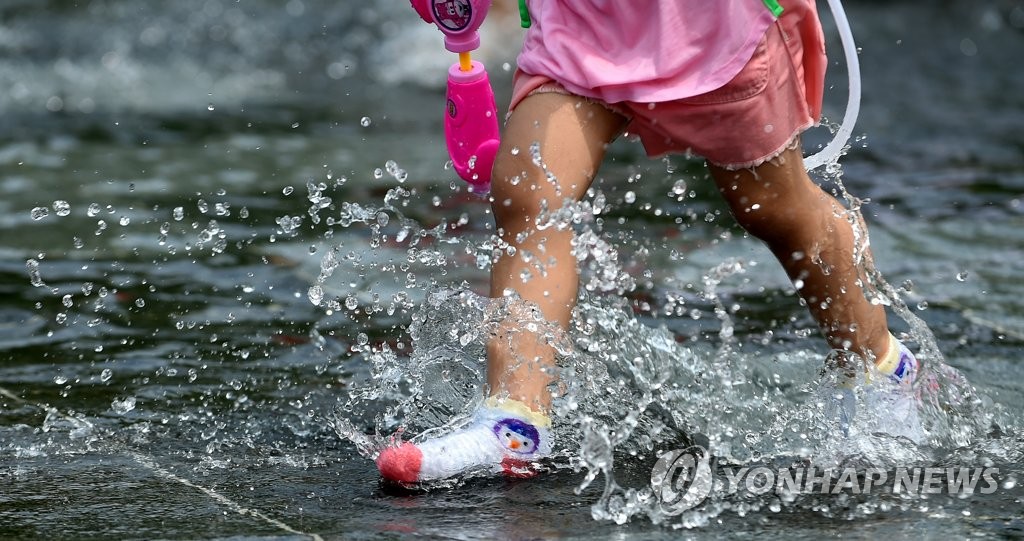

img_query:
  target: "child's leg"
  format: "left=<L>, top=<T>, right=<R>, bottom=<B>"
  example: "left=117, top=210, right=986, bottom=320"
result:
left=710, top=144, right=926, bottom=442
left=708, top=144, right=891, bottom=366
left=487, top=92, right=627, bottom=412
left=377, top=93, right=626, bottom=482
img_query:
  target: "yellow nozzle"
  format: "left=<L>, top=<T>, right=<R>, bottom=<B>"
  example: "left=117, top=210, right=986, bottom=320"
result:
left=459, top=52, right=472, bottom=72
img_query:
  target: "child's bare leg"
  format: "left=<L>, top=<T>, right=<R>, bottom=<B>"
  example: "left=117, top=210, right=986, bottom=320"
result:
left=709, top=144, right=926, bottom=442
left=487, top=93, right=626, bottom=412
left=708, top=144, right=890, bottom=366
left=376, top=93, right=625, bottom=483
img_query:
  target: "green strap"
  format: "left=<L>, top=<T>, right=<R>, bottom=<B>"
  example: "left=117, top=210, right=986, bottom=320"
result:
left=762, top=0, right=784, bottom=17
left=518, top=0, right=531, bottom=28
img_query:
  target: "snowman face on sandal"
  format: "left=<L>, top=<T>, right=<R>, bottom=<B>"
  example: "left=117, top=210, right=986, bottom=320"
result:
left=492, top=418, right=540, bottom=455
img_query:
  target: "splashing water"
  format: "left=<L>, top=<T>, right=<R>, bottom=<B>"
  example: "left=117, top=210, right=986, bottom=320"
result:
left=301, top=133, right=1007, bottom=530
left=10, top=119, right=1007, bottom=530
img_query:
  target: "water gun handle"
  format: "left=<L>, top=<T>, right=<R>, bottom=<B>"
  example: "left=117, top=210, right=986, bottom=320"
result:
left=411, top=0, right=500, bottom=194
left=446, top=63, right=500, bottom=192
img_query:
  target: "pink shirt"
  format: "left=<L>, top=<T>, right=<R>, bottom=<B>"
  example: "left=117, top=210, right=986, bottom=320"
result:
left=516, top=1, right=778, bottom=104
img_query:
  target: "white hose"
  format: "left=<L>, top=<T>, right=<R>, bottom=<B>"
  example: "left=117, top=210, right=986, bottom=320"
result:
left=803, top=0, right=860, bottom=171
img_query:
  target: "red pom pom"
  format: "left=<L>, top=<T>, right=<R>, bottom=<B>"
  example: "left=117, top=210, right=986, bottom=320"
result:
left=376, top=443, right=423, bottom=483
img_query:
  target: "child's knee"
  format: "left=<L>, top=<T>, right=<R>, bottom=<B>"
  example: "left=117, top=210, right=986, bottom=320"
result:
left=713, top=170, right=832, bottom=246
left=490, top=153, right=561, bottom=226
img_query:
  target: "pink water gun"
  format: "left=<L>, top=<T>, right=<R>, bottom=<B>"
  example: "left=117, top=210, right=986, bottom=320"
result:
left=411, top=0, right=500, bottom=194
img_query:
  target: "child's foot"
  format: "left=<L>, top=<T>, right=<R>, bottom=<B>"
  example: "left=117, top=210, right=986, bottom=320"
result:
left=826, top=334, right=925, bottom=443
left=861, top=335, right=924, bottom=442
left=376, top=397, right=552, bottom=483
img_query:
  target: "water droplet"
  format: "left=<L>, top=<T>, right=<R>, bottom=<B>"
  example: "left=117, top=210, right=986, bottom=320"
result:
left=100, top=368, right=113, bottom=382
left=208, top=104, right=215, bottom=111
left=623, top=191, right=636, bottom=204
left=282, top=186, right=294, bottom=196
left=307, top=285, right=323, bottom=306
left=360, top=116, right=372, bottom=127
left=959, top=38, right=978, bottom=57
left=385, top=160, right=407, bottom=183
left=53, top=200, right=71, bottom=216
left=30, top=207, right=49, bottom=220
left=276, top=215, right=302, bottom=234
left=119, top=216, right=130, bottom=226
left=111, top=396, right=137, bottom=414
left=26, top=259, right=45, bottom=287
left=345, top=296, right=358, bottom=310
left=956, top=271, right=969, bottom=282
left=671, top=179, right=687, bottom=196
left=172, top=207, right=184, bottom=221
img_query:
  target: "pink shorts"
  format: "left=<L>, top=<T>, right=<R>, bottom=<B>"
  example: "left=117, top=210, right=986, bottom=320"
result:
left=508, top=0, right=827, bottom=170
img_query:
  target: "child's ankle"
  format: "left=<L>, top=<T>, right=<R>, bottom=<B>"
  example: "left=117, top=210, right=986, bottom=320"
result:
left=873, top=333, right=918, bottom=383
left=485, top=396, right=551, bottom=427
